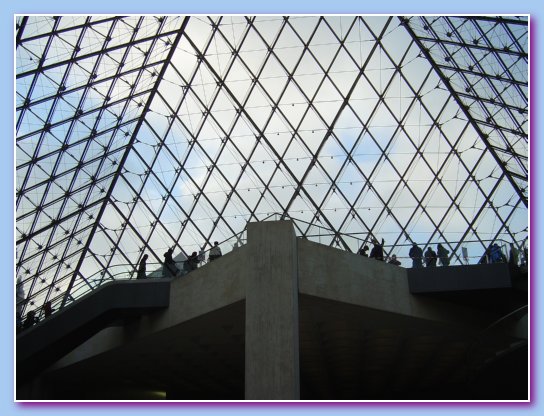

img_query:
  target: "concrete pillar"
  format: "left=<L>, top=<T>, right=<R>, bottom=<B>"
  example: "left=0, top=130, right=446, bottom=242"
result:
left=245, top=220, right=300, bottom=400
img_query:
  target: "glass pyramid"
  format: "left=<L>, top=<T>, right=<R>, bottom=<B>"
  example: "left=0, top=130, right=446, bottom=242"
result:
left=15, top=15, right=529, bottom=317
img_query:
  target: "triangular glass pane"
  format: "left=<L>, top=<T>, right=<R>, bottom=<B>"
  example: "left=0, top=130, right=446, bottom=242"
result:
left=308, top=20, right=343, bottom=70
left=274, top=24, right=305, bottom=73
left=251, top=17, right=284, bottom=47
left=258, top=54, right=288, bottom=103
left=288, top=16, right=320, bottom=45
left=237, top=30, right=268, bottom=76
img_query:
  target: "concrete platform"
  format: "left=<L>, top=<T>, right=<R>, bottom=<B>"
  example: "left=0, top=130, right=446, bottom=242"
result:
left=16, top=220, right=528, bottom=401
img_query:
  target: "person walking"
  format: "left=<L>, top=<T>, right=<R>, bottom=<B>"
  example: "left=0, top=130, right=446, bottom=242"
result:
left=137, top=254, right=148, bottom=279
left=163, top=248, right=178, bottom=278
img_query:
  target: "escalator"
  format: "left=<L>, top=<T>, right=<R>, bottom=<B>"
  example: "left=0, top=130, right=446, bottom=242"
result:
left=465, top=305, right=528, bottom=399
left=17, top=278, right=171, bottom=385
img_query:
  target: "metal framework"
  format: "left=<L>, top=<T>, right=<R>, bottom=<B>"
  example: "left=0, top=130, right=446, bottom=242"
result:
left=15, top=16, right=529, bottom=316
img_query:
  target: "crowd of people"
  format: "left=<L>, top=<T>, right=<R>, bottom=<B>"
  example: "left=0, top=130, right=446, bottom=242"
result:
left=16, top=275, right=55, bottom=333
left=17, top=240, right=228, bottom=331
left=359, top=239, right=520, bottom=270
left=16, top=234, right=526, bottom=331
left=137, top=241, right=224, bottom=280
left=358, top=238, right=402, bottom=266
left=408, top=243, right=451, bottom=268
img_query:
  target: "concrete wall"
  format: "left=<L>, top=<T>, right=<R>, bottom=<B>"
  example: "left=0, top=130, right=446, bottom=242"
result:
left=17, top=279, right=170, bottom=385
left=407, top=262, right=512, bottom=293
left=297, top=238, right=495, bottom=329
left=40, top=220, right=519, bottom=400
left=53, top=245, right=248, bottom=369
left=244, top=220, right=300, bottom=400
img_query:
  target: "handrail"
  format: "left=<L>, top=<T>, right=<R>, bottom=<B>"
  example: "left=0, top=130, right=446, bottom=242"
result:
left=18, top=228, right=249, bottom=326
left=18, top=213, right=524, bottom=326
left=478, top=305, right=528, bottom=336
left=258, top=213, right=525, bottom=265
left=464, top=305, right=528, bottom=382
left=260, top=212, right=524, bottom=248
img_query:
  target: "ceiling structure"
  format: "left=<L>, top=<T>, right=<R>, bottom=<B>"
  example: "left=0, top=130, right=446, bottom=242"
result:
left=15, top=15, right=529, bottom=316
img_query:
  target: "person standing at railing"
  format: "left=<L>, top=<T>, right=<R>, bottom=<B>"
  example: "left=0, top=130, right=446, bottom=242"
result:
left=137, top=254, right=148, bottom=279
left=43, top=301, right=54, bottom=318
left=437, top=244, right=450, bottom=266
left=424, top=247, right=437, bottom=267
left=209, top=241, right=222, bottom=261
left=509, top=243, right=519, bottom=267
left=369, top=238, right=385, bottom=261
left=164, top=248, right=179, bottom=278
left=187, top=251, right=199, bottom=271
left=388, top=254, right=401, bottom=266
left=23, top=310, right=38, bottom=329
left=409, top=243, right=423, bottom=268
left=198, top=248, right=206, bottom=266
left=358, top=245, right=369, bottom=257
left=16, top=276, right=25, bottom=329
left=489, top=243, right=506, bottom=263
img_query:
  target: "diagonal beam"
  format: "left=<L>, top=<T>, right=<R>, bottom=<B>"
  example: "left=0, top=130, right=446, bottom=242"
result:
left=60, top=16, right=191, bottom=308
left=401, top=16, right=527, bottom=208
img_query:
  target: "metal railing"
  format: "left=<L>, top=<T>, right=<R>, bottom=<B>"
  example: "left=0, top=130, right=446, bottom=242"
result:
left=464, top=305, right=528, bottom=385
left=261, top=213, right=526, bottom=267
left=17, top=214, right=526, bottom=328
left=17, top=228, right=248, bottom=328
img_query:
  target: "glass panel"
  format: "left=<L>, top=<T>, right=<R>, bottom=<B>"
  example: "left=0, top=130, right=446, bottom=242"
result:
left=15, top=15, right=529, bottom=324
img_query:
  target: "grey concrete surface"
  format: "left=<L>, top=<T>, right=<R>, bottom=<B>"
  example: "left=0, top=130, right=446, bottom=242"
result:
left=17, top=278, right=170, bottom=384
left=297, top=238, right=497, bottom=329
left=407, top=262, right=512, bottom=293
left=18, top=220, right=528, bottom=400
left=51, top=245, right=247, bottom=370
left=244, top=220, right=300, bottom=400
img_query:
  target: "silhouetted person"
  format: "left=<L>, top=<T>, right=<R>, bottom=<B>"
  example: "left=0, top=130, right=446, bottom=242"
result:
left=388, top=254, right=401, bottom=266
left=509, top=243, right=519, bottom=266
left=209, top=241, right=222, bottom=261
left=164, top=248, right=173, bottom=263
left=43, top=301, right=54, bottom=318
left=508, top=242, right=520, bottom=275
left=369, top=239, right=384, bottom=261
left=187, top=251, right=199, bottom=271
left=409, top=243, right=423, bottom=268
left=164, top=248, right=178, bottom=278
left=23, top=310, right=38, bottom=329
left=137, top=254, right=148, bottom=279
left=437, top=244, right=450, bottom=266
left=489, top=243, right=505, bottom=263
left=358, top=245, right=369, bottom=257
left=436, top=244, right=450, bottom=266
left=198, top=249, right=205, bottom=265
left=425, top=247, right=437, bottom=267
left=16, top=277, right=25, bottom=329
